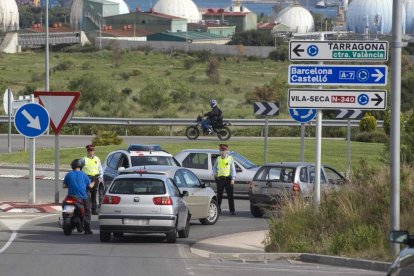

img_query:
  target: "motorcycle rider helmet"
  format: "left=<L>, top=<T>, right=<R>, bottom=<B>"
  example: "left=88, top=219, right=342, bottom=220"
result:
left=210, top=99, right=217, bottom=108
left=71, top=159, right=83, bottom=170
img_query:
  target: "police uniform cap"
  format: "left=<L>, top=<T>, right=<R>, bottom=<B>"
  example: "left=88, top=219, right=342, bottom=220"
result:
left=86, top=144, right=95, bottom=151
left=219, top=144, right=229, bottom=150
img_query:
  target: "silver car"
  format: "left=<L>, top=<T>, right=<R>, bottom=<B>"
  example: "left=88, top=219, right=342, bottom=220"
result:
left=122, top=166, right=219, bottom=225
left=175, top=149, right=259, bottom=196
left=99, top=170, right=190, bottom=243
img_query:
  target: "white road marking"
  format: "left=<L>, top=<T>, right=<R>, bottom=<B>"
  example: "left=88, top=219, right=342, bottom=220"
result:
left=0, top=214, right=56, bottom=254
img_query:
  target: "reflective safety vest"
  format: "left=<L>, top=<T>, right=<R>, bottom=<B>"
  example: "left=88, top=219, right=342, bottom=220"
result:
left=83, top=156, right=100, bottom=176
left=217, top=156, right=233, bottom=177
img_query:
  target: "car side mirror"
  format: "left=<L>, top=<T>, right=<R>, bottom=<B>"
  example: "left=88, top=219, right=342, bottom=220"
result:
left=118, top=167, right=125, bottom=172
left=236, top=167, right=242, bottom=173
left=389, top=230, right=409, bottom=244
left=200, top=182, right=206, bottom=188
left=181, top=190, right=189, bottom=197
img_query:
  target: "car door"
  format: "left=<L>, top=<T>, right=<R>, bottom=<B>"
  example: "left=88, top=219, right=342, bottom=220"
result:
left=103, top=152, right=121, bottom=187
left=322, top=166, right=346, bottom=190
left=253, top=166, right=294, bottom=199
left=174, top=169, right=210, bottom=219
left=181, top=152, right=213, bottom=184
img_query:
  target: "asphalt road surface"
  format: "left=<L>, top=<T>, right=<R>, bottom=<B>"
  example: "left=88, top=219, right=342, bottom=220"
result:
left=0, top=211, right=382, bottom=276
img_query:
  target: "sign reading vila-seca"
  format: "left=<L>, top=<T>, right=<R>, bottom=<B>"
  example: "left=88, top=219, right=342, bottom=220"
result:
left=289, top=41, right=389, bottom=61
left=288, top=65, right=387, bottom=86
left=288, top=88, right=387, bottom=110
left=34, top=91, right=80, bottom=134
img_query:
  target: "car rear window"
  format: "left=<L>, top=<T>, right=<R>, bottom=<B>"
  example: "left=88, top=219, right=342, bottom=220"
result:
left=254, top=166, right=296, bottom=183
left=131, top=156, right=176, bottom=166
left=109, top=178, right=166, bottom=195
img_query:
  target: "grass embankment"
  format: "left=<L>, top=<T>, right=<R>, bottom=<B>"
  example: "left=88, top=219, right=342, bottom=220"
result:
left=0, top=139, right=383, bottom=172
left=265, top=161, right=414, bottom=261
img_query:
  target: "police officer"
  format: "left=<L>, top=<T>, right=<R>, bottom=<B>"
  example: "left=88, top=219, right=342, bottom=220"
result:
left=213, top=144, right=236, bottom=215
left=63, top=159, right=94, bottom=234
left=81, top=144, right=103, bottom=215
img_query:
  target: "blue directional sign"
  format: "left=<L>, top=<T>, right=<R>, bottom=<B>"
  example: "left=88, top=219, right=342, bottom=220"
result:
left=14, top=103, right=50, bottom=138
left=289, top=65, right=387, bottom=86
left=289, top=108, right=317, bottom=123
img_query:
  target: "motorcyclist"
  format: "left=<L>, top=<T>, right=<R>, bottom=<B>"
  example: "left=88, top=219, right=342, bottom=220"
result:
left=81, top=144, right=103, bottom=215
left=63, top=159, right=94, bottom=235
left=201, top=99, right=223, bottom=134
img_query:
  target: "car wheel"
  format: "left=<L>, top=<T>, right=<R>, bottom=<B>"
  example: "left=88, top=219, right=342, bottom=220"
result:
left=166, top=229, right=177, bottom=243
left=250, top=205, right=265, bottom=218
left=178, top=213, right=190, bottom=238
left=100, top=230, right=111, bottom=242
left=113, top=232, right=123, bottom=238
left=199, top=199, right=219, bottom=225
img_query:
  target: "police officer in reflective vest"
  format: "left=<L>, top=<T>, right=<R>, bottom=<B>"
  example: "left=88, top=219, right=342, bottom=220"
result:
left=81, top=144, right=103, bottom=215
left=213, top=144, right=236, bottom=215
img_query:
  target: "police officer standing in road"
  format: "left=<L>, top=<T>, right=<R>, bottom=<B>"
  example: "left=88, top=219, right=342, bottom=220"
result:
left=213, top=144, right=236, bottom=215
left=81, top=144, right=103, bottom=215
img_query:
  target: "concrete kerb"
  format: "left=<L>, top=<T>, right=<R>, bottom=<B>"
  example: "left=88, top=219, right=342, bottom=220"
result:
left=193, top=249, right=390, bottom=272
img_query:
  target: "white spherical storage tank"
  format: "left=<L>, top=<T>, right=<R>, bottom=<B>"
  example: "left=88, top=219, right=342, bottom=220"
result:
left=109, top=0, right=130, bottom=15
left=405, top=0, right=414, bottom=34
left=70, top=0, right=83, bottom=30
left=346, top=0, right=405, bottom=34
left=0, top=0, right=19, bottom=31
left=153, top=0, right=201, bottom=23
left=275, top=5, right=314, bottom=33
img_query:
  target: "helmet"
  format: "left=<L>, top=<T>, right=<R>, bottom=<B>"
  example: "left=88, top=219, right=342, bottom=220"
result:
left=210, top=99, right=217, bottom=108
left=71, top=159, right=83, bottom=170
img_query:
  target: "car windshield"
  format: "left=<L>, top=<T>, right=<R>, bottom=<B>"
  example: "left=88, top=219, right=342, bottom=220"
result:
left=230, top=152, right=257, bottom=169
left=131, top=156, right=176, bottom=166
left=109, top=178, right=166, bottom=195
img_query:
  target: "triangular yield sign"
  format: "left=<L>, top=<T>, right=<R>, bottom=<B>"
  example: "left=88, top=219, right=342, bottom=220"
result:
left=33, top=91, right=80, bottom=134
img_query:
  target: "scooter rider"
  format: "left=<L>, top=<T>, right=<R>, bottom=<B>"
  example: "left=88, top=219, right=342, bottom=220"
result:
left=81, top=144, right=103, bottom=215
left=201, top=99, right=222, bottom=134
left=63, top=159, right=94, bottom=235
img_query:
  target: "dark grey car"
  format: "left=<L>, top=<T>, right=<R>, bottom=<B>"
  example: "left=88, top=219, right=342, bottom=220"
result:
left=388, top=231, right=414, bottom=276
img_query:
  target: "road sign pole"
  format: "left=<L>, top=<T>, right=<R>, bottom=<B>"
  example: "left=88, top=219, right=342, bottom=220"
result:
left=390, top=0, right=403, bottom=256
left=29, top=94, right=36, bottom=204
left=346, top=120, right=351, bottom=177
left=264, top=117, right=268, bottom=164
left=29, top=138, right=35, bottom=205
left=300, top=123, right=305, bottom=162
left=55, top=134, right=59, bottom=203
left=314, top=34, right=324, bottom=212
left=7, top=88, right=11, bottom=153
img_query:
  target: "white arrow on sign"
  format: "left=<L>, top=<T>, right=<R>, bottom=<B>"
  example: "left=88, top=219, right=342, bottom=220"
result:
left=268, top=103, right=279, bottom=115
left=21, top=109, right=41, bottom=130
left=372, top=69, right=384, bottom=82
left=254, top=102, right=266, bottom=115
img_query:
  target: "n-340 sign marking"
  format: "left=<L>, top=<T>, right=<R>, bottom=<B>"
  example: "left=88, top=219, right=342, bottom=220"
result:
left=289, top=41, right=389, bottom=61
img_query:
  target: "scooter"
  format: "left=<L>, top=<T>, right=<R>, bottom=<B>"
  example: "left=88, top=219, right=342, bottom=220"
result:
left=59, top=195, right=85, bottom=235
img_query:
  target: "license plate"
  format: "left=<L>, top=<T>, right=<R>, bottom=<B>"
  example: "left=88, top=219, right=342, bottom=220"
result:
left=123, top=218, right=149, bottom=225
left=63, top=205, right=75, bottom=213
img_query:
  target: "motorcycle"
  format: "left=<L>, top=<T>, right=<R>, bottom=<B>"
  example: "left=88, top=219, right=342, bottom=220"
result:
left=185, top=115, right=232, bottom=141
left=59, top=195, right=85, bottom=235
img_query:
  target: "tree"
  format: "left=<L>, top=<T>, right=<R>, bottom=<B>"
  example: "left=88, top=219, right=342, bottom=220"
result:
left=138, top=79, right=171, bottom=115
left=227, top=30, right=274, bottom=46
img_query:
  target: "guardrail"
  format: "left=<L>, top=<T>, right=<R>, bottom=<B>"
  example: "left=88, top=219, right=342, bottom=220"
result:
left=0, top=116, right=383, bottom=128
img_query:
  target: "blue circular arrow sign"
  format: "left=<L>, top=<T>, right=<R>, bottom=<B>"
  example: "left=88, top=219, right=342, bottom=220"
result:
left=289, top=108, right=317, bottom=123
left=14, top=103, right=50, bottom=138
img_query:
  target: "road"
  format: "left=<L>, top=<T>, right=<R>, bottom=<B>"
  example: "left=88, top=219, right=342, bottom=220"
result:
left=0, top=209, right=381, bottom=276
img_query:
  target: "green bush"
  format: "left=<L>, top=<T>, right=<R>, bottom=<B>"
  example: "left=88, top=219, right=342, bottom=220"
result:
left=92, top=131, right=123, bottom=146
left=359, top=113, right=377, bottom=132
left=183, top=58, right=195, bottom=70
left=54, top=60, right=73, bottom=71
left=352, top=131, right=388, bottom=143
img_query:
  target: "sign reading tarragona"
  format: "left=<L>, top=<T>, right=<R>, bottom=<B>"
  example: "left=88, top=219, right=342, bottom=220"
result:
left=289, top=41, right=389, bottom=61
